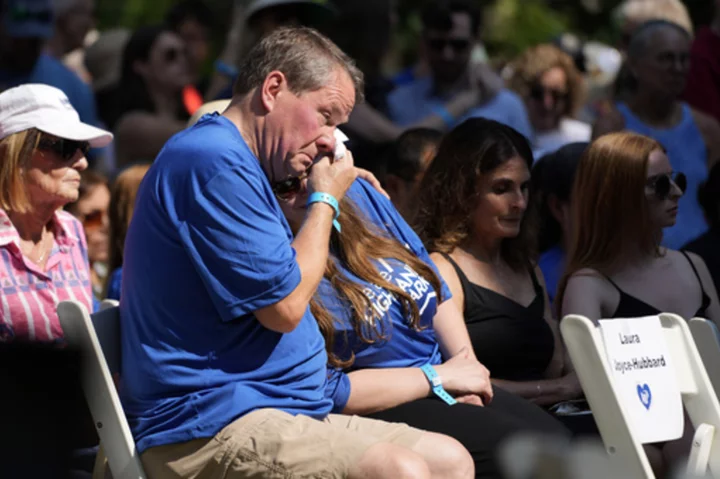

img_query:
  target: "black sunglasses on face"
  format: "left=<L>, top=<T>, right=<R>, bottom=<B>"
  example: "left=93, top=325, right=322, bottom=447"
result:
left=647, top=172, right=687, bottom=200
left=427, top=38, right=471, bottom=54
left=272, top=175, right=307, bottom=202
left=529, top=85, right=569, bottom=104
left=37, top=137, right=91, bottom=161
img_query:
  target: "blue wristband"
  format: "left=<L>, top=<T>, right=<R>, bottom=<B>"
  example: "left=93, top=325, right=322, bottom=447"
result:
left=307, top=192, right=341, bottom=233
left=420, top=364, right=457, bottom=406
left=431, top=104, right=455, bottom=128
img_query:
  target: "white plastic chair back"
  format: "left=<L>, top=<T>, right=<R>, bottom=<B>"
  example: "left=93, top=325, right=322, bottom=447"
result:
left=561, top=313, right=720, bottom=478
left=57, top=300, right=147, bottom=479
left=689, top=318, right=720, bottom=400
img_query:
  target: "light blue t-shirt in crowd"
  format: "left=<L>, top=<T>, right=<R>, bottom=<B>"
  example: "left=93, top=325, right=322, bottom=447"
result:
left=0, top=54, right=99, bottom=128
left=320, top=179, right=451, bottom=413
left=386, top=77, right=533, bottom=140
left=119, top=113, right=332, bottom=452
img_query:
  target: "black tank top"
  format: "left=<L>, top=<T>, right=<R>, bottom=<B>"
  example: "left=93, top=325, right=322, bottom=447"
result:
left=606, top=251, right=711, bottom=318
left=442, top=253, right=555, bottom=381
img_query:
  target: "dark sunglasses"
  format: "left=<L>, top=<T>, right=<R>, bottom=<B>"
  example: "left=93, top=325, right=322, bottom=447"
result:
left=82, top=210, right=106, bottom=230
left=272, top=176, right=304, bottom=202
left=529, top=85, right=569, bottom=104
left=427, top=38, right=471, bottom=53
left=647, top=172, right=687, bottom=200
left=37, top=137, right=91, bottom=161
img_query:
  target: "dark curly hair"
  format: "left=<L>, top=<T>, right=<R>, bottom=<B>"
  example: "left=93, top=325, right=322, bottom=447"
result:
left=415, top=118, right=538, bottom=272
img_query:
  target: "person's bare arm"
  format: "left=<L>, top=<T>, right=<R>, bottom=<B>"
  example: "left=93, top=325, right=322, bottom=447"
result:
left=343, top=347, right=491, bottom=415
left=686, top=252, right=720, bottom=326
left=560, top=269, right=609, bottom=323
left=430, top=252, right=465, bottom=316
left=114, top=112, right=187, bottom=167
left=432, top=295, right=475, bottom=360
left=343, top=368, right=432, bottom=415
left=690, top=108, right=720, bottom=169
left=592, top=106, right=626, bottom=139
left=345, top=89, right=480, bottom=143
left=255, top=154, right=357, bottom=333
left=204, top=2, right=249, bottom=101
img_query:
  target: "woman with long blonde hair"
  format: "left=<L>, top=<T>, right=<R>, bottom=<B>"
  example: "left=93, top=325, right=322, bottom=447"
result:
left=104, top=164, right=151, bottom=299
left=558, top=131, right=720, bottom=476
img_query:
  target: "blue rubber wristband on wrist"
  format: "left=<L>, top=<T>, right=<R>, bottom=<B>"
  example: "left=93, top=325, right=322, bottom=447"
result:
left=307, top=192, right=341, bottom=233
left=420, top=364, right=457, bottom=405
left=431, top=104, right=455, bottom=128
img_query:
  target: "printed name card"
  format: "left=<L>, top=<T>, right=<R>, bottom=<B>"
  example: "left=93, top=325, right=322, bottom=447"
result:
left=599, top=316, right=684, bottom=443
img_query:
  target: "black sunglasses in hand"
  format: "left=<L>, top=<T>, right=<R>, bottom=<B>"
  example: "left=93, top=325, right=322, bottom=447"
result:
left=37, top=137, right=91, bottom=161
left=647, top=172, right=687, bottom=200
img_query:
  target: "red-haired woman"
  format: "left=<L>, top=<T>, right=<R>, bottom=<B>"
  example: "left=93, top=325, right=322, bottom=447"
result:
left=558, top=131, right=720, bottom=475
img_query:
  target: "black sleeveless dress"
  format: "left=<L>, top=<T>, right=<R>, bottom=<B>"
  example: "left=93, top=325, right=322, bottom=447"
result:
left=441, top=254, right=555, bottom=381
left=606, top=251, right=710, bottom=318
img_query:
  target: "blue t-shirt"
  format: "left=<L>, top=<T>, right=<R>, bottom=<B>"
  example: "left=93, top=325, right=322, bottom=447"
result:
left=538, top=245, right=565, bottom=306
left=321, top=180, right=451, bottom=413
left=0, top=54, right=99, bottom=128
left=119, top=113, right=332, bottom=452
left=386, top=77, right=533, bottom=140
left=106, top=267, right=122, bottom=301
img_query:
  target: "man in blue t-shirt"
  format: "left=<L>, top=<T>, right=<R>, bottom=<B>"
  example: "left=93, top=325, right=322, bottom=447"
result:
left=121, top=26, right=474, bottom=479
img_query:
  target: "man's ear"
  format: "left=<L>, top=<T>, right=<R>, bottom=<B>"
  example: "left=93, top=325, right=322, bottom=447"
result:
left=260, top=71, right=287, bottom=113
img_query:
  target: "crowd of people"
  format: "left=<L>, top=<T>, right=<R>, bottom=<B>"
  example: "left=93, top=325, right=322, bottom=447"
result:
left=2, top=0, right=720, bottom=477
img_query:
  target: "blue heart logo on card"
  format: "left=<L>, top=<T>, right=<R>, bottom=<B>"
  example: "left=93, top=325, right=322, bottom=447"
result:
left=637, top=384, right=652, bottom=410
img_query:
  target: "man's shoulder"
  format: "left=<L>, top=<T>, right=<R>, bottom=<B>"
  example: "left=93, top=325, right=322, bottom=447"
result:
left=491, top=88, right=525, bottom=108
left=34, top=54, right=85, bottom=87
left=387, top=76, right=432, bottom=103
left=161, top=116, right=256, bottom=167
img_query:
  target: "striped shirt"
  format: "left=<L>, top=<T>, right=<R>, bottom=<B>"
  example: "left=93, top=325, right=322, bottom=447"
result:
left=0, top=209, right=93, bottom=343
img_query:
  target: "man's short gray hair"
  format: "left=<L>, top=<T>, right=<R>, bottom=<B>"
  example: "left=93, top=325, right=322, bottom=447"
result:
left=233, top=26, right=364, bottom=104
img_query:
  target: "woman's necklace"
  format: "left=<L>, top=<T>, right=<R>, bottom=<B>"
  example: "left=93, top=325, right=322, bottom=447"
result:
left=27, top=231, right=53, bottom=266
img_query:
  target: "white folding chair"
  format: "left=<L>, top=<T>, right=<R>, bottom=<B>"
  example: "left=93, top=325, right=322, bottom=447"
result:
left=57, top=299, right=147, bottom=479
left=561, top=313, right=720, bottom=479
left=689, top=318, right=720, bottom=401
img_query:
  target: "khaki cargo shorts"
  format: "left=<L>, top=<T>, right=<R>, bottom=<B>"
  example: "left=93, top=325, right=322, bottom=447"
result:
left=141, top=408, right=424, bottom=478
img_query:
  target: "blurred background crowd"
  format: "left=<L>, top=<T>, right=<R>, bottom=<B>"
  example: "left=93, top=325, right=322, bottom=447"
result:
left=2, top=0, right=720, bottom=476
left=2, top=0, right=716, bottom=304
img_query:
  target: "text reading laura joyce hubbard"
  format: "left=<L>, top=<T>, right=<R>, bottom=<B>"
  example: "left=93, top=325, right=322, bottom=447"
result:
left=614, top=355, right=667, bottom=375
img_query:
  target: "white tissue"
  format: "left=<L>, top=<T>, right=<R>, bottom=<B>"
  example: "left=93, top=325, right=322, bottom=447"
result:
left=334, top=129, right=349, bottom=160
